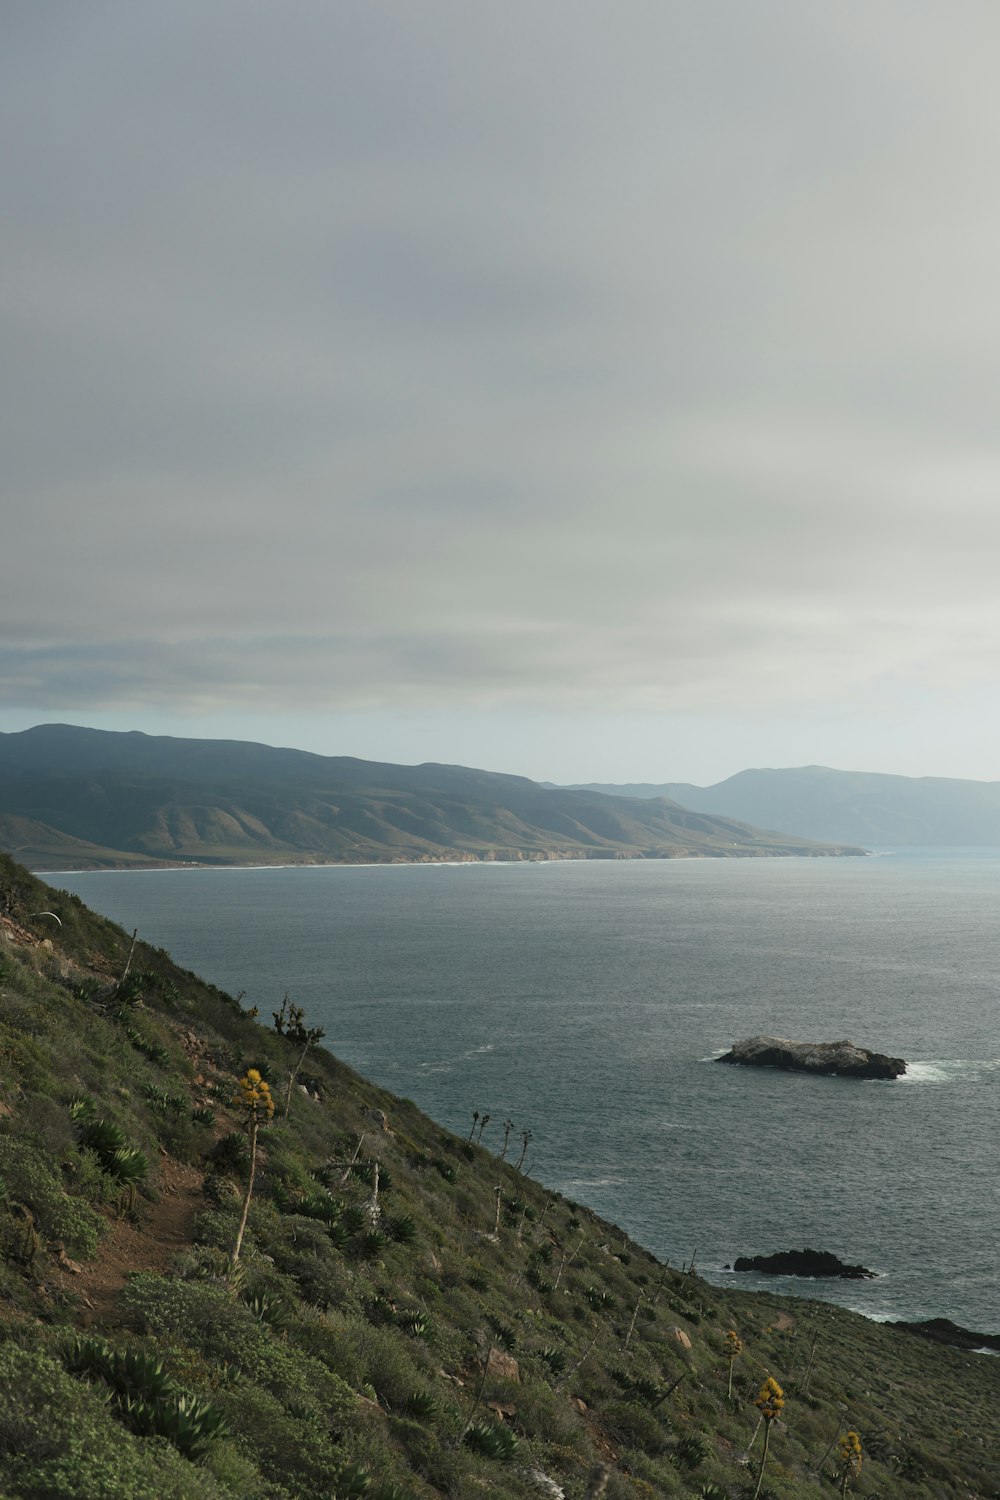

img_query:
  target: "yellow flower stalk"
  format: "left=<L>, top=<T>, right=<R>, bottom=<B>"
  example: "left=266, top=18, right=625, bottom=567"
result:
left=751, top=1377, right=784, bottom=1499
left=725, top=1330, right=743, bottom=1400
left=228, top=1068, right=274, bottom=1274
left=838, top=1429, right=863, bottom=1496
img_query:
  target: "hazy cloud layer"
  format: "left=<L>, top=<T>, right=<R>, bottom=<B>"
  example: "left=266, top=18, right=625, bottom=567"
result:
left=5, top=3, right=1000, bottom=771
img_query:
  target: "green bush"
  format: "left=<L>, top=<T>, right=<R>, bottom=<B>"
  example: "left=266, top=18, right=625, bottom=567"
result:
left=214, top=1382, right=347, bottom=1495
left=0, top=1344, right=225, bottom=1499
left=0, top=1138, right=103, bottom=1258
left=602, top=1399, right=670, bottom=1455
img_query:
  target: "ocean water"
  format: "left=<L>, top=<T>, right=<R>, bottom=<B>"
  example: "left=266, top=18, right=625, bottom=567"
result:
left=54, top=852, right=1000, bottom=1333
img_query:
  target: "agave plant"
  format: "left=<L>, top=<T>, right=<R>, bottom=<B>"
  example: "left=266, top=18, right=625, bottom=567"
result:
left=341, top=1205, right=366, bottom=1236
left=122, top=1390, right=229, bottom=1458
left=78, top=1118, right=127, bottom=1160
left=464, top=1421, right=519, bottom=1462
left=484, top=1314, right=516, bottom=1351
left=61, top=1337, right=228, bottom=1458
left=333, top=1461, right=373, bottom=1497
left=527, top=1266, right=554, bottom=1293
left=397, top=1311, right=432, bottom=1341
left=674, top=1433, right=709, bottom=1469
left=384, top=1213, right=417, bottom=1244
left=76, top=1119, right=148, bottom=1190
left=404, top=1389, right=439, bottom=1420
left=354, top=1229, right=387, bottom=1262
left=584, top=1285, right=614, bottom=1310
left=244, top=1290, right=293, bottom=1331
left=108, top=1146, right=149, bottom=1187
left=627, top=1375, right=666, bottom=1409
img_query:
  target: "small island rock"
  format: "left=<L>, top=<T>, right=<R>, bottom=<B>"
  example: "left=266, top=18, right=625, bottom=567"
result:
left=717, top=1035, right=906, bottom=1079
left=731, top=1249, right=876, bottom=1280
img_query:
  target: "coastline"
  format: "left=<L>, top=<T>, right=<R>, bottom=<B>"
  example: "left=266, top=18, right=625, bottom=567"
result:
left=31, top=846, right=869, bottom=876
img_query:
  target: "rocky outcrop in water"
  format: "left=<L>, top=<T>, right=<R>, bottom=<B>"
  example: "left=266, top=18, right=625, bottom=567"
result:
left=717, top=1035, right=906, bottom=1079
left=890, top=1318, right=1000, bottom=1354
left=731, top=1249, right=876, bottom=1280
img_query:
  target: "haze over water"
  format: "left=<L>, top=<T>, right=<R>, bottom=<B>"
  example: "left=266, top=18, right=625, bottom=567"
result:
left=57, top=852, right=1000, bottom=1333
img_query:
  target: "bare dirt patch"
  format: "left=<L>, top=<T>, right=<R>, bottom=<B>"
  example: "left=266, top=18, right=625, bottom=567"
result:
left=56, top=1154, right=205, bottom=1326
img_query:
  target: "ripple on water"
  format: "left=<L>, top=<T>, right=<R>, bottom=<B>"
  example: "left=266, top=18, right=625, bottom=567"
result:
left=55, top=853, right=1000, bottom=1333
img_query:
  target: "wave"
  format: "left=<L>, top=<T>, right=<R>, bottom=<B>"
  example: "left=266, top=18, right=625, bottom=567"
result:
left=900, top=1059, right=1000, bottom=1085
left=561, top=1176, right=625, bottom=1189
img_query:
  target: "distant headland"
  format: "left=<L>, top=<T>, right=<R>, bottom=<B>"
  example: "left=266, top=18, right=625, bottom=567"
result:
left=0, top=724, right=868, bottom=871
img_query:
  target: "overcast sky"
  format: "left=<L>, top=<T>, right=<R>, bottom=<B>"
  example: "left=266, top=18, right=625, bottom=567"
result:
left=4, top=2, right=1000, bottom=783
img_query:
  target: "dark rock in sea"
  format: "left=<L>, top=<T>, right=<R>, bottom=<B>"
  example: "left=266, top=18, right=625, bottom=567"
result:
left=717, top=1035, right=906, bottom=1079
left=890, top=1317, right=1000, bottom=1354
left=731, top=1248, right=877, bottom=1280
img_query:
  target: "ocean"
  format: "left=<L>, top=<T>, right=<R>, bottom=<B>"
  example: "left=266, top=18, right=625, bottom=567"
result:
left=53, top=851, right=1000, bottom=1334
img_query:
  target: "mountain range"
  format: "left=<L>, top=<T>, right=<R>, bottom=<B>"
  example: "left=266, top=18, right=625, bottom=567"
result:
left=0, top=725, right=860, bottom=869
left=563, top=765, right=1000, bottom=847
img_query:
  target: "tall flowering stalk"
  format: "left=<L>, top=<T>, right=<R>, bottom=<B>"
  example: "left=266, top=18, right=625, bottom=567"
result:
left=838, top=1430, right=863, bottom=1496
left=752, top=1376, right=784, bottom=1500
left=725, top=1329, right=743, bottom=1400
left=228, top=1069, right=274, bottom=1275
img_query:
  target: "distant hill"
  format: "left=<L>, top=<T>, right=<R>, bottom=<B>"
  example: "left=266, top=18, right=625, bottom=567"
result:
left=0, top=725, right=863, bottom=868
left=564, top=765, right=1000, bottom=846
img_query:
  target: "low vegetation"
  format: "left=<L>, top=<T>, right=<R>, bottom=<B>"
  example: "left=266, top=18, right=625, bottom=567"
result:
left=0, top=850, right=997, bottom=1498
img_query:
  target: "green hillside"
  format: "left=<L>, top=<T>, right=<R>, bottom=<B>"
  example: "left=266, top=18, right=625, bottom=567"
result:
left=0, top=851, right=996, bottom=1499
left=0, top=727, right=864, bottom=868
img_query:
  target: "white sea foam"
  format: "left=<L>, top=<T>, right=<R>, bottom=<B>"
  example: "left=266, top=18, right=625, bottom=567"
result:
left=900, top=1059, right=1000, bottom=1085
left=562, top=1177, right=624, bottom=1190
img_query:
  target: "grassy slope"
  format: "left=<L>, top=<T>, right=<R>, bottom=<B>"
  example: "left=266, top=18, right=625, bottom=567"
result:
left=0, top=851, right=996, bottom=1500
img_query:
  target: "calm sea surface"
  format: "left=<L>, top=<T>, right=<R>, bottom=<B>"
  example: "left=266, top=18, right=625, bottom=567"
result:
left=54, top=853, right=1000, bottom=1332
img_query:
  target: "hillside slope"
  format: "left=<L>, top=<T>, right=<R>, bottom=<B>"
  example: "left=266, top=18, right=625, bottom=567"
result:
left=564, top=766, right=1000, bottom=847
left=0, top=852, right=997, bottom=1498
left=0, top=726, right=864, bottom=868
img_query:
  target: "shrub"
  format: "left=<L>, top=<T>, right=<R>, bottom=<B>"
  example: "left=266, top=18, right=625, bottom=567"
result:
left=602, top=1400, right=669, bottom=1455
left=0, top=1344, right=223, bottom=1499
left=206, top=1132, right=249, bottom=1179
left=0, top=1138, right=103, bottom=1258
left=213, top=1380, right=343, bottom=1494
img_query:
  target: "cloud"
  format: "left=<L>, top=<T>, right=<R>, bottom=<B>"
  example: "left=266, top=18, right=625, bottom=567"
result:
left=5, top=2, right=1000, bottom=731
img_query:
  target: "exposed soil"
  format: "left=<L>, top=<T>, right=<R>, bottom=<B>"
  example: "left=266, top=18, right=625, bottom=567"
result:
left=54, top=1154, right=206, bottom=1327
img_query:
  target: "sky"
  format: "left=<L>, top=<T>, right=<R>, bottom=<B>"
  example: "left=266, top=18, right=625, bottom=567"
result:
left=5, top=2, right=1000, bottom=785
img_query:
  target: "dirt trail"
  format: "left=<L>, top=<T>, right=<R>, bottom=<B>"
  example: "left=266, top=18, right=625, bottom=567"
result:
left=55, top=1154, right=206, bottom=1326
